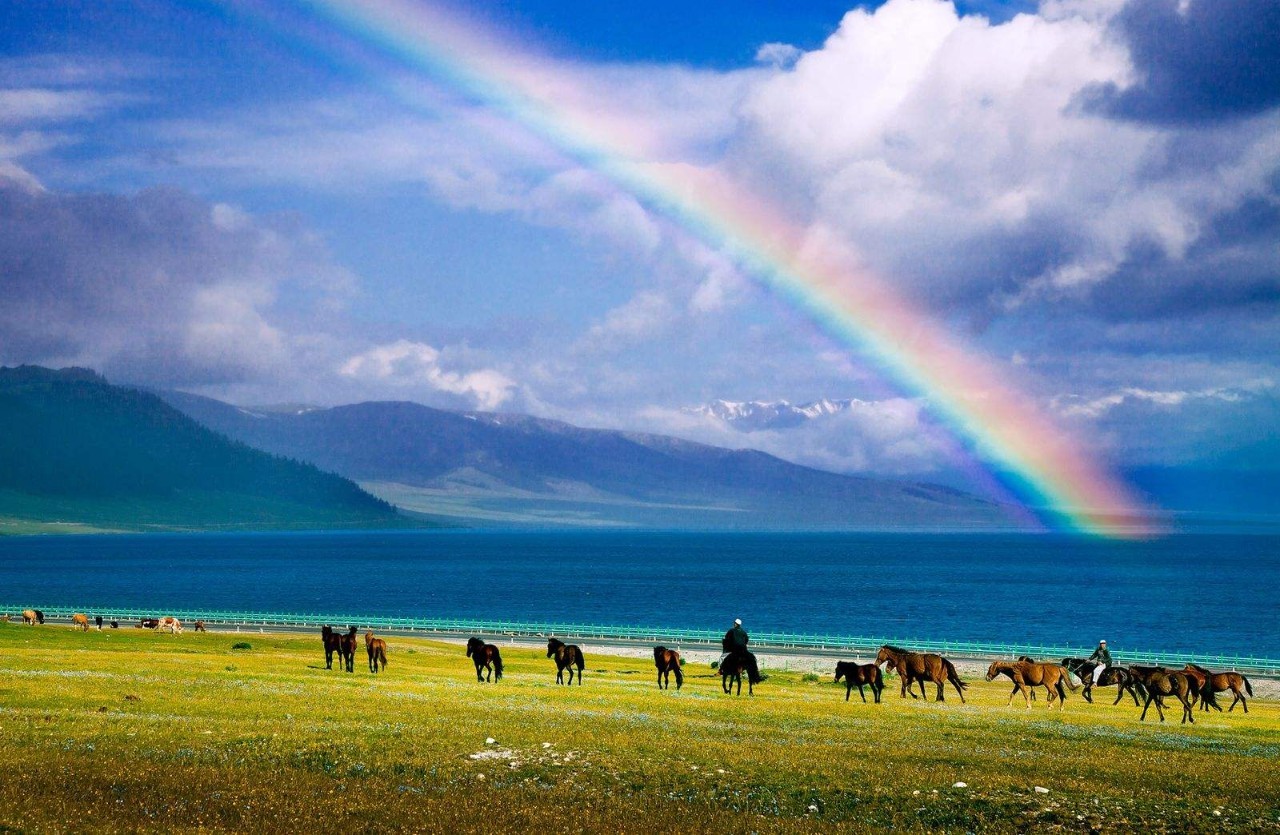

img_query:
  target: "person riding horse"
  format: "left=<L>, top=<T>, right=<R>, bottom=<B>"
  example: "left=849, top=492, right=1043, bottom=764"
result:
left=718, top=618, right=761, bottom=683
left=1088, top=640, right=1112, bottom=686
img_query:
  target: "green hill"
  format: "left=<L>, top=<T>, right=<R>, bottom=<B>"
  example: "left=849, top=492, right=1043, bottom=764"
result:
left=0, top=366, right=407, bottom=533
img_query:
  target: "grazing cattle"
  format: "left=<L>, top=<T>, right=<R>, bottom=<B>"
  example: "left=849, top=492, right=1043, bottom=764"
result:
left=876, top=645, right=967, bottom=703
left=834, top=661, right=884, bottom=703
left=71, top=613, right=90, bottom=631
left=466, top=637, right=504, bottom=682
left=94, top=615, right=103, bottom=630
left=139, top=618, right=160, bottom=629
left=22, top=609, right=44, bottom=625
left=194, top=620, right=206, bottom=633
left=986, top=659, right=1077, bottom=709
left=547, top=638, right=585, bottom=686
left=653, top=646, right=683, bottom=691
left=364, top=631, right=388, bottom=674
left=719, top=649, right=761, bottom=696
left=156, top=617, right=182, bottom=634
left=1186, top=664, right=1253, bottom=713
left=110, top=621, right=119, bottom=629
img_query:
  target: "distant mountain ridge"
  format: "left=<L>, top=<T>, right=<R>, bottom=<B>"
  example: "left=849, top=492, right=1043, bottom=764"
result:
left=0, top=366, right=405, bottom=533
left=158, top=389, right=1025, bottom=530
left=687, top=398, right=861, bottom=431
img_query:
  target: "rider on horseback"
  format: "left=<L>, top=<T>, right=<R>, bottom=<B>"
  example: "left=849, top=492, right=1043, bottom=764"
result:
left=1088, top=639, right=1111, bottom=684
left=719, top=618, right=749, bottom=667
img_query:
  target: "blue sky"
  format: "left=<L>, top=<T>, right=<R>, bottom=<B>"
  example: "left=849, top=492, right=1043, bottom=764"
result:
left=1, top=0, right=1277, bottom=502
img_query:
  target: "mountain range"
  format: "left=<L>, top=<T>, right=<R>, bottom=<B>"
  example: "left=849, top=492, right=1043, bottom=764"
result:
left=157, top=390, right=1024, bottom=530
left=0, top=366, right=404, bottom=533
left=686, top=398, right=860, bottom=432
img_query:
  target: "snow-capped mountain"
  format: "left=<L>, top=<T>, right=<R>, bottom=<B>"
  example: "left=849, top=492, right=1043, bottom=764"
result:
left=687, top=398, right=862, bottom=431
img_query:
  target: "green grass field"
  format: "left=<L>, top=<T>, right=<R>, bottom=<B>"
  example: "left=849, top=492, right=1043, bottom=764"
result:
left=0, top=624, right=1276, bottom=833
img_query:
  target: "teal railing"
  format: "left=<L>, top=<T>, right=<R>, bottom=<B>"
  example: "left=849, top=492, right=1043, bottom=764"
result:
left=7, top=604, right=1278, bottom=676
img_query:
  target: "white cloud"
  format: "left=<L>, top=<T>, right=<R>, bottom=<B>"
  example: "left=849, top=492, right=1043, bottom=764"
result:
left=1052, top=382, right=1272, bottom=419
left=339, top=339, right=515, bottom=410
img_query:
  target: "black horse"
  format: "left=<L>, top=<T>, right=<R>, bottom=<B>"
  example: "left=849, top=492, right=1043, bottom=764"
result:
left=466, top=637, right=504, bottom=682
left=720, top=649, right=761, bottom=696
left=321, top=625, right=357, bottom=672
left=834, top=660, right=884, bottom=703
left=1062, top=658, right=1146, bottom=706
left=547, top=638, right=585, bottom=685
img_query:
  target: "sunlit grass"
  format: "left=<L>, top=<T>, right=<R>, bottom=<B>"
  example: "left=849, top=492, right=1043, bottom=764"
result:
left=0, top=622, right=1276, bottom=832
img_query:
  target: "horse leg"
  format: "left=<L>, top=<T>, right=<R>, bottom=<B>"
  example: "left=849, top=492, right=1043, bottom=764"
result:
left=845, top=683, right=852, bottom=702
left=858, top=684, right=867, bottom=703
left=1140, top=690, right=1156, bottom=721
left=1229, top=689, right=1241, bottom=712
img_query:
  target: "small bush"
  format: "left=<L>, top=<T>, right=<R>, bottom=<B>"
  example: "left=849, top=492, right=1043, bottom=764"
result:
left=231, top=642, right=252, bottom=650
left=801, top=672, right=820, bottom=683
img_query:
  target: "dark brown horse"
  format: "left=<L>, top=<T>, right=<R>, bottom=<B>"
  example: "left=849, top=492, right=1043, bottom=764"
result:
left=986, top=659, right=1077, bottom=708
left=653, top=646, right=683, bottom=690
left=365, top=631, right=388, bottom=674
left=720, top=649, right=760, bottom=696
left=466, top=637, right=504, bottom=682
left=338, top=626, right=358, bottom=673
left=321, top=625, right=342, bottom=670
left=1136, top=668, right=1196, bottom=724
left=547, top=638, right=585, bottom=685
left=876, top=645, right=967, bottom=703
left=1186, top=664, right=1253, bottom=713
left=194, top=620, right=207, bottom=633
left=834, top=660, right=884, bottom=703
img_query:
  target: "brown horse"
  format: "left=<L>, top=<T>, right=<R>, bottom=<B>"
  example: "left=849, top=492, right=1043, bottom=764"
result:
left=1136, top=668, right=1196, bottom=724
left=321, top=625, right=343, bottom=670
left=547, top=638, right=585, bottom=685
left=876, top=645, right=967, bottom=703
left=22, top=609, right=43, bottom=625
left=653, top=646, right=683, bottom=690
left=194, top=620, right=207, bottom=633
left=1186, top=664, right=1253, bottom=713
left=986, top=659, right=1077, bottom=708
left=466, top=637, right=504, bottom=682
left=337, top=627, right=358, bottom=672
left=364, top=631, right=388, bottom=674
left=834, top=660, right=884, bottom=703
left=1094, top=666, right=1147, bottom=706
left=71, top=613, right=90, bottom=632
left=720, top=649, right=760, bottom=696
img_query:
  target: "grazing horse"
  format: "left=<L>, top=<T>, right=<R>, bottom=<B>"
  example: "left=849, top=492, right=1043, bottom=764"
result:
left=986, top=659, right=1077, bottom=708
left=547, top=638, right=585, bottom=685
left=1136, top=668, right=1196, bottom=724
left=71, top=613, right=90, bottom=632
left=466, top=637, right=504, bottom=682
left=653, top=646, right=683, bottom=691
left=194, top=620, right=206, bottom=633
left=364, top=631, right=388, bottom=674
left=321, top=625, right=343, bottom=670
left=834, top=661, right=884, bottom=703
left=876, top=645, right=967, bottom=703
left=720, top=649, right=760, bottom=696
left=1186, top=664, right=1253, bottom=713
left=22, top=609, right=44, bottom=625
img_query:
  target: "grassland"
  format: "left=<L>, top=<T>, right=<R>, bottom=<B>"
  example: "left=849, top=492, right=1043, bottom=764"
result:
left=0, top=624, right=1276, bottom=833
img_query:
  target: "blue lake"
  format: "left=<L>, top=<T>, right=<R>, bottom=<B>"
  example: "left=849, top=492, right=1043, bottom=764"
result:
left=0, top=530, right=1276, bottom=658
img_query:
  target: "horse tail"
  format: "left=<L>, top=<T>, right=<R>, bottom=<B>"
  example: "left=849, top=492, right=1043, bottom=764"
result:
left=1061, top=666, right=1080, bottom=691
left=672, top=660, right=684, bottom=689
left=1242, top=675, right=1253, bottom=697
left=747, top=652, right=762, bottom=684
left=874, top=665, right=884, bottom=689
left=493, top=648, right=504, bottom=680
left=575, top=648, right=585, bottom=671
left=945, top=659, right=968, bottom=690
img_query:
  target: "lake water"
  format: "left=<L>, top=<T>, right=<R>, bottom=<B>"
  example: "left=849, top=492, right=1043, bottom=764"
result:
left=1, top=530, right=1276, bottom=658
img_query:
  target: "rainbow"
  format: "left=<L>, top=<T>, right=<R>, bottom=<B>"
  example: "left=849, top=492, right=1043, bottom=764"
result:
left=235, top=0, right=1155, bottom=536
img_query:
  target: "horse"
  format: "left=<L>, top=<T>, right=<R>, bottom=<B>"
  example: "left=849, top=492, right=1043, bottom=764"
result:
left=876, top=645, right=967, bottom=703
left=337, top=626, right=358, bottom=672
left=834, top=661, right=884, bottom=703
left=465, top=637, right=504, bottom=682
left=547, top=638, right=585, bottom=685
left=720, top=648, right=760, bottom=696
left=156, top=617, right=182, bottom=635
left=986, top=659, right=1077, bottom=709
left=71, top=613, right=90, bottom=632
left=364, top=631, right=388, bottom=674
left=194, top=620, right=206, bottom=633
left=22, top=609, right=44, bottom=625
left=1186, top=664, right=1253, bottom=713
left=653, top=646, right=683, bottom=690
left=1094, top=666, right=1147, bottom=706
left=321, top=625, right=343, bottom=670
left=1135, top=668, right=1196, bottom=724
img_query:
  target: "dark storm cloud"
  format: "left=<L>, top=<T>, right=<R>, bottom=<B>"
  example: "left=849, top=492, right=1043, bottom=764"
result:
left=1080, top=0, right=1280, bottom=125
left=0, top=178, right=343, bottom=386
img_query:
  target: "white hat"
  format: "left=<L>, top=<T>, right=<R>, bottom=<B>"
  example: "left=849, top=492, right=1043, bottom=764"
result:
left=1100, top=639, right=1107, bottom=644
left=734, top=618, right=742, bottom=625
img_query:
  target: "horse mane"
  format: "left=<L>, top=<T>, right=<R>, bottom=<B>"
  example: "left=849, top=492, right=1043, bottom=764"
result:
left=1188, top=663, right=1211, bottom=675
left=882, top=645, right=911, bottom=655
